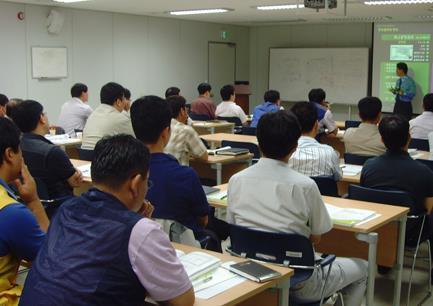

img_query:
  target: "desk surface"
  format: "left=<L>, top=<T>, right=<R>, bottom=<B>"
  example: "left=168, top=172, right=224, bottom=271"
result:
left=173, top=243, right=293, bottom=306
left=336, top=121, right=345, bottom=130
left=192, top=121, right=235, bottom=128
left=201, top=133, right=257, bottom=144
left=208, top=184, right=408, bottom=234
left=71, top=159, right=92, bottom=183
left=50, top=137, right=82, bottom=147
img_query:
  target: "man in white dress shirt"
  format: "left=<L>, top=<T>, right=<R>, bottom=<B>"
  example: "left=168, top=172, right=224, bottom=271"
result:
left=410, top=93, right=433, bottom=140
left=289, top=102, right=342, bottom=180
left=215, top=84, right=247, bottom=125
left=227, top=110, right=367, bottom=305
left=58, top=83, right=93, bottom=136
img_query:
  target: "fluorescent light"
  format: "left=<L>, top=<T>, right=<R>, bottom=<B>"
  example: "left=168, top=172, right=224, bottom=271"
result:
left=53, top=0, right=90, bottom=3
left=169, top=9, right=231, bottom=15
left=365, top=0, right=433, bottom=5
left=256, top=4, right=305, bottom=10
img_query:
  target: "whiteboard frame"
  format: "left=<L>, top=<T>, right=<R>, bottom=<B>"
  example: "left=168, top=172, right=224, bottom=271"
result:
left=31, top=46, right=68, bottom=79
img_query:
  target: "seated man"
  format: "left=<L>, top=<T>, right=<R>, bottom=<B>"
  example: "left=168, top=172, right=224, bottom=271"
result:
left=164, top=95, right=208, bottom=166
left=131, top=96, right=228, bottom=251
left=410, top=93, right=433, bottom=140
left=215, top=84, right=247, bottom=125
left=10, top=100, right=82, bottom=198
left=361, top=115, right=433, bottom=245
left=20, top=135, right=194, bottom=306
left=250, top=90, right=281, bottom=128
left=0, top=117, right=48, bottom=306
left=122, top=88, right=132, bottom=117
left=190, top=83, right=216, bottom=119
left=58, top=83, right=93, bottom=137
left=0, top=94, right=8, bottom=118
left=308, top=88, right=338, bottom=135
left=289, top=102, right=342, bottom=180
left=82, top=82, right=134, bottom=150
left=343, top=96, right=386, bottom=156
left=165, top=86, right=181, bottom=98
left=227, top=111, right=367, bottom=305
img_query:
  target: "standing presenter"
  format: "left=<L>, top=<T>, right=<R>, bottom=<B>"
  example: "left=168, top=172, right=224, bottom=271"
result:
left=391, top=62, right=416, bottom=121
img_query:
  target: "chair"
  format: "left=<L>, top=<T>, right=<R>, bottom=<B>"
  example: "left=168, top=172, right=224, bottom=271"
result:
left=343, top=153, right=374, bottom=166
left=34, top=177, right=72, bottom=219
left=217, top=116, right=243, bottom=133
left=311, top=176, right=339, bottom=197
left=189, top=112, right=211, bottom=121
left=417, top=159, right=433, bottom=172
left=78, top=148, right=94, bottom=161
left=227, top=224, right=339, bottom=306
left=241, top=126, right=256, bottom=136
left=153, top=219, right=202, bottom=248
left=344, top=120, right=361, bottom=129
left=348, top=185, right=432, bottom=306
left=409, top=138, right=430, bottom=151
left=221, top=140, right=260, bottom=163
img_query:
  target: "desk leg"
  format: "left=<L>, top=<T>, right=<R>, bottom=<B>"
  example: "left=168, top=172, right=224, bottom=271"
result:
left=393, top=215, right=407, bottom=306
left=276, top=280, right=290, bottom=306
left=356, top=232, right=378, bottom=306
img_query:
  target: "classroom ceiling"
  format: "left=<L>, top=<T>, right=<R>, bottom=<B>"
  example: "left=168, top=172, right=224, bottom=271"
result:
left=3, top=0, right=433, bottom=25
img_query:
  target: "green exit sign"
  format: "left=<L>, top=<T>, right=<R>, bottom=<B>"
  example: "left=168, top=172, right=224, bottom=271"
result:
left=220, top=31, right=228, bottom=40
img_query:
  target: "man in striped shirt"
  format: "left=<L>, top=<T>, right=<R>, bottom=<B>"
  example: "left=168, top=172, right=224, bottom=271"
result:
left=288, top=102, right=342, bottom=180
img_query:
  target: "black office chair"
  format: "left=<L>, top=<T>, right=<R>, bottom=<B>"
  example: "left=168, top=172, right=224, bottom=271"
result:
left=348, top=185, right=431, bottom=306
left=409, top=138, right=430, bottom=151
left=189, top=112, right=211, bottom=121
left=417, top=159, right=433, bottom=172
left=221, top=140, right=260, bottom=163
left=343, top=153, right=374, bottom=166
left=311, top=176, right=339, bottom=197
left=78, top=148, right=94, bottom=161
left=217, top=116, right=243, bottom=134
left=344, top=120, right=361, bottom=129
left=241, top=126, right=256, bottom=136
left=227, top=224, right=339, bottom=306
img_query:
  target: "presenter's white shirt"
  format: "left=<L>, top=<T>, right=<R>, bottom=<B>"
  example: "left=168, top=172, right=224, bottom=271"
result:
left=227, top=158, right=332, bottom=238
left=410, top=111, right=433, bottom=140
left=58, top=98, right=93, bottom=136
left=215, top=101, right=247, bottom=124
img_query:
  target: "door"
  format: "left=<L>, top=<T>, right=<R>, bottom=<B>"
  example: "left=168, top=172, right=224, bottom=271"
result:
left=208, top=42, right=236, bottom=103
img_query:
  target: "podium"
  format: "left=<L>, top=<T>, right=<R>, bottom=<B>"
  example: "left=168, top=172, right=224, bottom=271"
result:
left=234, top=81, right=251, bottom=114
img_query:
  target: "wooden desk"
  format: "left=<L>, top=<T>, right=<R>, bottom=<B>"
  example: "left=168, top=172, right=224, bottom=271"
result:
left=190, top=154, right=253, bottom=185
left=192, top=121, right=235, bottom=135
left=174, top=243, right=293, bottom=306
left=336, top=120, right=345, bottom=130
left=50, top=137, right=82, bottom=159
left=201, top=133, right=257, bottom=149
left=207, top=184, right=409, bottom=306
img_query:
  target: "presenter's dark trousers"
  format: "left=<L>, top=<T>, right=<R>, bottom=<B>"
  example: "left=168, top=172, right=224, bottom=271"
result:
left=393, top=99, right=412, bottom=121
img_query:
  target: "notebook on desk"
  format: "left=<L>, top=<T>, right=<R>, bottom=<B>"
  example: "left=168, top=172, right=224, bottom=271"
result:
left=216, top=148, right=250, bottom=156
left=228, top=260, right=281, bottom=283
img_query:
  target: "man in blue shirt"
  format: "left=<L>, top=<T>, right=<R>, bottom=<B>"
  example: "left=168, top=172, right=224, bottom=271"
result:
left=130, top=96, right=228, bottom=252
left=392, top=62, right=416, bottom=121
left=250, top=90, right=281, bottom=128
left=0, top=117, right=48, bottom=305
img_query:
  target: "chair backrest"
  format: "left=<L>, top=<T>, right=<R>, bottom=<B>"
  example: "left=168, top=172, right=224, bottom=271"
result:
left=153, top=219, right=201, bottom=248
left=221, top=140, right=260, bottom=159
left=241, top=126, right=256, bottom=136
left=189, top=112, right=211, bottom=121
left=344, top=120, right=361, bottom=129
left=417, top=159, right=433, bottom=172
left=311, top=176, right=339, bottom=197
left=343, top=153, right=374, bottom=166
left=217, top=116, right=242, bottom=127
left=348, top=184, right=414, bottom=208
left=78, top=148, right=94, bottom=161
left=409, top=138, right=429, bottom=151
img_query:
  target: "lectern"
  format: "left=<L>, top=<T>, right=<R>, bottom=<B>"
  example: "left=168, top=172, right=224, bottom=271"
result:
left=234, top=81, right=251, bottom=114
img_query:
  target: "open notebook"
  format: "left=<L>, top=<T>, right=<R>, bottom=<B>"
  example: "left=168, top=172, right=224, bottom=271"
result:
left=325, top=203, right=378, bottom=227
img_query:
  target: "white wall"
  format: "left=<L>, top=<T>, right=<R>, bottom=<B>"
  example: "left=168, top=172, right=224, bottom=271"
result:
left=0, top=1, right=249, bottom=123
left=249, top=23, right=372, bottom=119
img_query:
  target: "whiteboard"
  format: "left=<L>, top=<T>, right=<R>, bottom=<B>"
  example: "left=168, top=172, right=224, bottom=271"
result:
left=269, top=48, right=369, bottom=105
left=31, top=47, right=68, bottom=79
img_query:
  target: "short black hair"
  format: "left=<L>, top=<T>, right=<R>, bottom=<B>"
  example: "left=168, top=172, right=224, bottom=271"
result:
left=91, top=134, right=150, bottom=190
left=308, top=88, right=326, bottom=103
left=257, top=110, right=301, bottom=160
left=379, top=115, right=409, bottom=152
left=167, top=95, right=186, bottom=118
left=165, top=87, right=180, bottom=98
left=6, top=98, right=23, bottom=118
left=71, top=83, right=88, bottom=98
left=397, top=62, right=408, bottom=74
left=264, top=90, right=280, bottom=103
left=124, top=88, right=131, bottom=100
left=358, top=97, right=382, bottom=121
left=220, top=85, right=235, bottom=101
left=198, top=83, right=211, bottom=95
left=290, top=102, right=317, bottom=133
left=0, top=94, right=8, bottom=107
left=10, top=100, right=43, bottom=133
left=0, top=118, right=21, bottom=166
left=130, top=96, right=171, bottom=144
left=100, top=82, right=125, bottom=106
left=423, top=93, right=433, bottom=112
